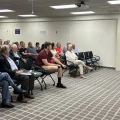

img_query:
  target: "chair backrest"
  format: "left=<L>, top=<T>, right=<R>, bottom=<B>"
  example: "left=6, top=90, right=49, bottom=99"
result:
left=79, top=52, right=85, bottom=60
left=84, top=52, right=89, bottom=59
left=20, top=58, right=34, bottom=70
left=88, top=51, right=93, bottom=58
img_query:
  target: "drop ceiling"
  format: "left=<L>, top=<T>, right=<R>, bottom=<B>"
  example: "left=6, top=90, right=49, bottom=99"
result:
left=0, top=0, right=120, bottom=18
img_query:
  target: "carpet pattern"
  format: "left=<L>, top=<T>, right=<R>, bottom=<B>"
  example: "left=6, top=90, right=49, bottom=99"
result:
left=0, top=68, right=120, bottom=120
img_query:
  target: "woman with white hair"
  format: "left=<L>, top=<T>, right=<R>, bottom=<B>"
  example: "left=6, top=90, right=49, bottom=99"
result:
left=65, top=44, right=92, bottom=78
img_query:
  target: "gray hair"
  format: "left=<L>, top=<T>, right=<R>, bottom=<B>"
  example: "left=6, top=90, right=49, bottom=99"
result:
left=0, top=45, right=8, bottom=53
left=67, top=44, right=73, bottom=50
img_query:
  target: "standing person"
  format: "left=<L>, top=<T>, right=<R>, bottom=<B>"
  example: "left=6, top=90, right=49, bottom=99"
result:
left=36, top=42, right=67, bottom=88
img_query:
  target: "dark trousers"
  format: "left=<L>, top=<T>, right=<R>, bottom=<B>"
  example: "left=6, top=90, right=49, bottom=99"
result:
left=12, top=74, right=34, bottom=92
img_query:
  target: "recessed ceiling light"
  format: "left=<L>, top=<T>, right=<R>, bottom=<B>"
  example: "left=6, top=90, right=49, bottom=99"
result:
left=0, top=16, right=8, bottom=18
left=71, top=11, right=95, bottom=15
left=18, top=14, right=37, bottom=17
left=108, top=0, right=120, bottom=4
left=50, top=4, right=77, bottom=9
left=0, top=9, right=15, bottom=12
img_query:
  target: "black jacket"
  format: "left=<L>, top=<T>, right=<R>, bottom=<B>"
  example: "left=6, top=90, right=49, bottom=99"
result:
left=0, top=54, right=16, bottom=77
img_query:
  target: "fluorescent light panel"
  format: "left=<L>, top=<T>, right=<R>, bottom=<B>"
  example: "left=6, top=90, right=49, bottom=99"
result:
left=18, top=14, right=37, bottom=17
left=0, top=16, right=8, bottom=18
left=108, top=0, right=120, bottom=4
left=71, top=11, right=95, bottom=15
left=0, top=9, right=14, bottom=12
left=50, top=4, right=77, bottom=9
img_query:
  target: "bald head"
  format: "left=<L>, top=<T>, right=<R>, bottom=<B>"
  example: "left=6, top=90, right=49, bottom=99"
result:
left=12, top=44, right=18, bottom=52
left=67, top=41, right=71, bottom=46
left=72, top=44, right=75, bottom=49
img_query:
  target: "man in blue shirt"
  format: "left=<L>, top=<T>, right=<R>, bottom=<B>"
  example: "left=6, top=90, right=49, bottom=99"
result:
left=72, top=44, right=79, bottom=56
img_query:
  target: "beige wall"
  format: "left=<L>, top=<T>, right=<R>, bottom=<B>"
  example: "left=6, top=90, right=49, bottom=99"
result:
left=0, top=14, right=120, bottom=70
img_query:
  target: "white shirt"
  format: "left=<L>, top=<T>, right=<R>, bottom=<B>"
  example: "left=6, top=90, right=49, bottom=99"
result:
left=65, top=50, right=77, bottom=65
left=6, top=56, right=18, bottom=71
left=51, top=49, right=57, bottom=57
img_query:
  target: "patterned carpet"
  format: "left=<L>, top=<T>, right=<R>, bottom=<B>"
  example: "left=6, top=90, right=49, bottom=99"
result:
left=0, top=68, right=120, bottom=120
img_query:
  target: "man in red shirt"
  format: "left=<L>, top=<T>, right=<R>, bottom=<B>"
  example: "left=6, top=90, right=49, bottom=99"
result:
left=36, top=42, right=66, bottom=88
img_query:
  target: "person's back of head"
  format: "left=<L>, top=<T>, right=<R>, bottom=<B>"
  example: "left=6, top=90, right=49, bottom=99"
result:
left=0, top=45, right=9, bottom=55
left=44, top=42, right=52, bottom=50
left=51, top=42, right=55, bottom=50
left=40, top=44, right=44, bottom=51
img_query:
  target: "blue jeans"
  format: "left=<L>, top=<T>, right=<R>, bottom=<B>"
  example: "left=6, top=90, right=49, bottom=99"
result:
left=0, top=81, right=11, bottom=104
left=0, top=72, right=14, bottom=86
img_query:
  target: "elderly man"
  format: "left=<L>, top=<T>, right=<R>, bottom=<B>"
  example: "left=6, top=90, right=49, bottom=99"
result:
left=72, top=44, right=79, bottom=56
left=63, top=41, right=71, bottom=53
left=0, top=45, right=35, bottom=103
left=9, top=44, right=26, bottom=69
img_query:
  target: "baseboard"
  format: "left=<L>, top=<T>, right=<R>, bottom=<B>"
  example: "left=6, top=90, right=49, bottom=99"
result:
left=100, top=66, right=115, bottom=69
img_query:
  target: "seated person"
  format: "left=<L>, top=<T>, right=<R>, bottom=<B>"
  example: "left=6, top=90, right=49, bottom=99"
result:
left=72, top=44, right=79, bottom=56
left=63, top=41, right=71, bottom=53
left=0, top=45, right=35, bottom=102
left=0, top=81, right=14, bottom=108
left=51, top=42, right=63, bottom=63
left=19, top=42, right=32, bottom=59
left=65, top=44, right=92, bottom=78
left=35, top=42, right=41, bottom=51
left=9, top=44, right=27, bottom=69
left=36, top=42, right=66, bottom=88
left=0, top=72, right=25, bottom=108
left=27, top=42, right=38, bottom=60
left=56, top=42, right=64, bottom=57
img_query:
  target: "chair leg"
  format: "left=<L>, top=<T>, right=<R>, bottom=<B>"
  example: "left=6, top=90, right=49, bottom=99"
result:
left=11, top=95, right=13, bottom=102
left=41, top=78, right=47, bottom=89
left=49, top=75, right=55, bottom=86
left=37, top=79, right=43, bottom=90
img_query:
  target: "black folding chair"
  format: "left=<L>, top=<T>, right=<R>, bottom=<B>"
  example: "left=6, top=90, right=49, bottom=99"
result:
left=20, top=58, right=43, bottom=90
left=88, top=51, right=100, bottom=69
left=34, top=65, right=56, bottom=89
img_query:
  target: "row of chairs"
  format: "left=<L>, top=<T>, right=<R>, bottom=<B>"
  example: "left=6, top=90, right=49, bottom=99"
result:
left=79, top=51, right=100, bottom=70
left=63, top=51, right=100, bottom=77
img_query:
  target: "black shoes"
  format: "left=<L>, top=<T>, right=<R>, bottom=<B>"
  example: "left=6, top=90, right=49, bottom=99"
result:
left=1, top=103, right=14, bottom=108
left=13, top=90, right=26, bottom=95
left=56, top=83, right=67, bottom=89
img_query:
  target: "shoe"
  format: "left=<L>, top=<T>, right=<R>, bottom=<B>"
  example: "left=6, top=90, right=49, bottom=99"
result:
left=17, top=95, right=27, bottom=103
left=1, top=103, right=14, bottom=108
left=80, top=75, right=87, bottom=79
left=56, top=83, right=67, bottom=89
left=24, top=94, right=35, bottom=99
left=86, top=66, right=93, bottom=70
left=13, top=90, right=26, bottom=95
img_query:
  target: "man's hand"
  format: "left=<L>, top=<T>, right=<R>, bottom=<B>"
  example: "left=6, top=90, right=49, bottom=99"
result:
left=61, top=64, right=66, bottom=69
left=16, top=70, right=23, bottom=75
left=22, top=59, right=27, bottom=63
